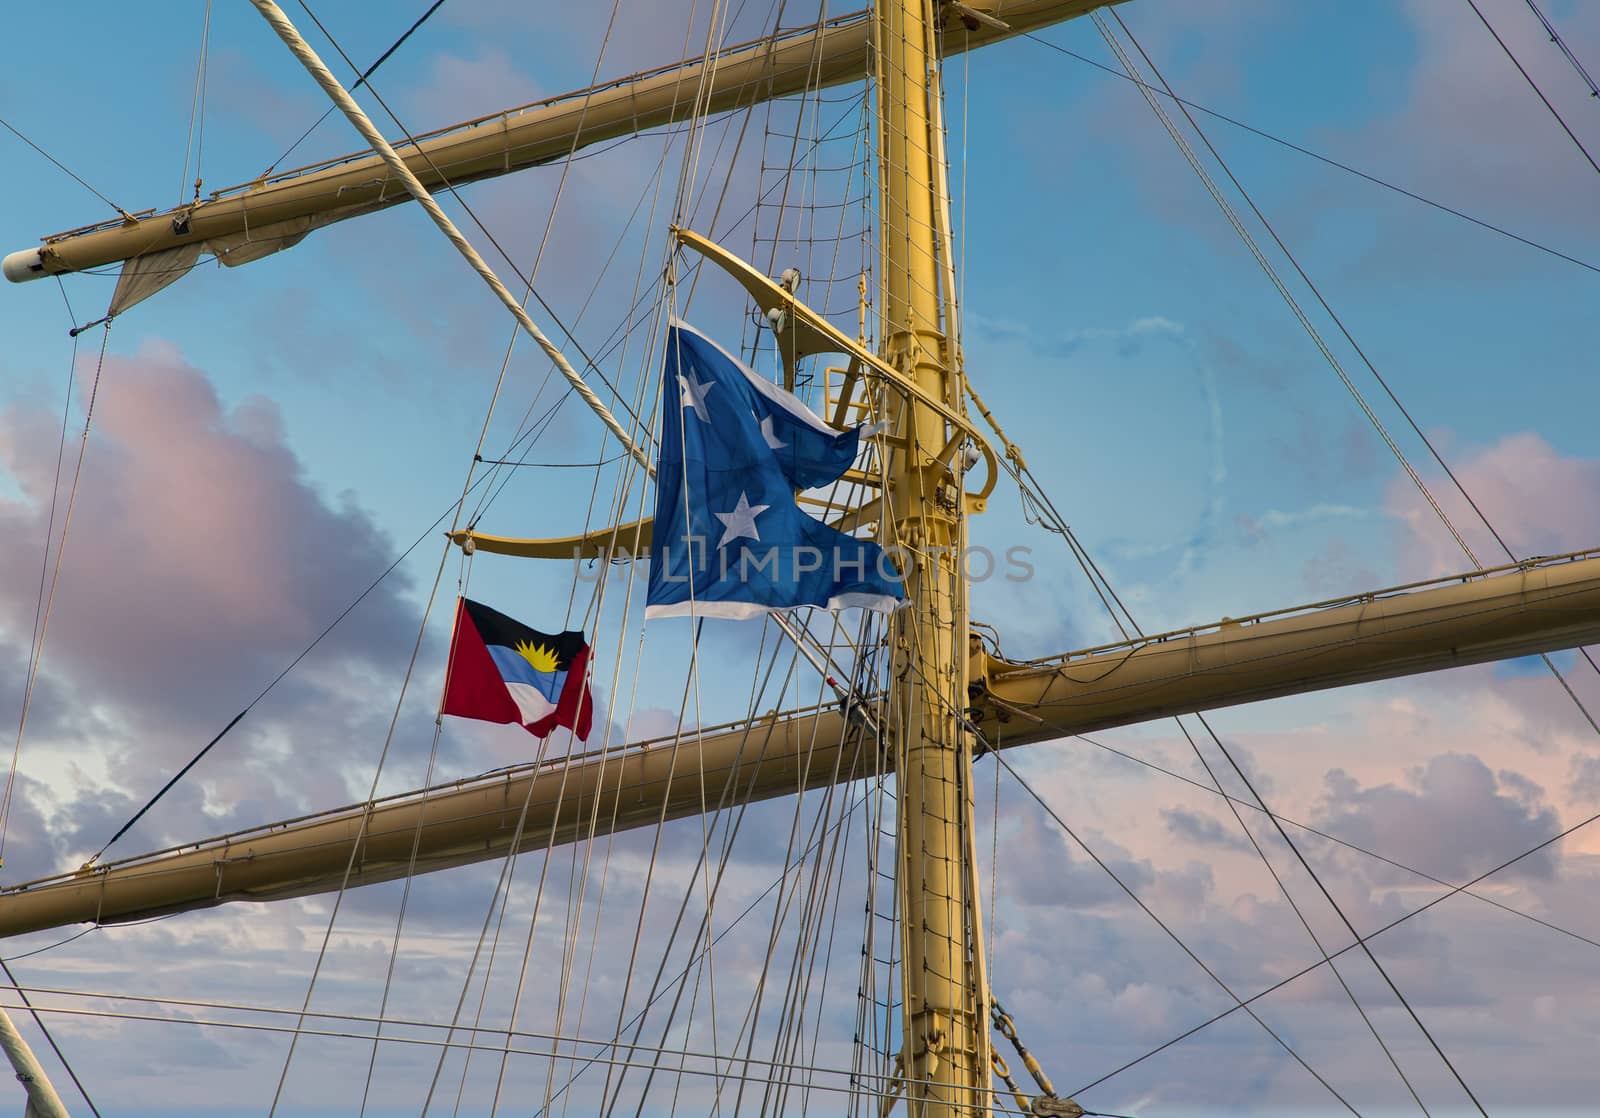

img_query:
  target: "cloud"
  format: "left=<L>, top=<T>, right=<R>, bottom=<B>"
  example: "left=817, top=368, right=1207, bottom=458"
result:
left=1315, top=753, right=1559, bottom=882
left=1162, top=804, right=1253, bottom=853
left=0, top=341, right=430, bottom=871
left=1385, top=431, right=1600, bottom=574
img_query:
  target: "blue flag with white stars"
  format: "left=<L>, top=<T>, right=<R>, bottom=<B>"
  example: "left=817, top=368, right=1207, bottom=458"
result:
left=645, top=320, right=904, bottom=620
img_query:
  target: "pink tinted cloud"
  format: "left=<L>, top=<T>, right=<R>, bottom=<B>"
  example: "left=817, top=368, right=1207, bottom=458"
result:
left=1385, top=431, right=1600, bottom=574
left=0, top=341, right=416, bottom=740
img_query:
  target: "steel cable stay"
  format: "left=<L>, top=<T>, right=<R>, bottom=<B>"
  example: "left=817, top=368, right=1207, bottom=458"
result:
left=266, top=0, right=452, bottom=179
left=1065, top=796, right=1600, bottom=1100
left=1105, top=6, right=1600, bottom=727
left=1066, top=25, right=1600, bottom=1103
left=1464, top=0, right=1600, bottom=178
left=528, top=643, right=839, bottom=1118
left=280, top=1, right=654, bottom=460
left=0, top=960, right=100, bottom=1118
left=996, top=425, right=1446, bottom=1107
left=0, top=996, right=1055, bottom=1111
left=443, top=6, right=656, bottom=1109
left=0, top=323, right=113, bottom=867
left=83, top=90, right=690, bottom=865
left=588, top=117, right=734, bottom=1118
left=957, top=24, right=1600, bottom=1104
left=1170, top=718, right=1434, bottom=1115
left=86, top=449, right=512, bottom=865
left=1069, top=729, right=1600, bottom=954
left=1520, top=0, right=1600, bottom=100
left=467, top=86, right=873, bottom=532
left=884, top=653, right=1356, bottom=1115
left=1194, top=704, right=1489, bottom=1115
left=914, top=683, right=1359, bottom=1116
left=0, top=115, right=129, bottom=221
left=1, top=303, right=83, bottom=864
left=987, top=408, right=1530, bottom=1112
left=726, top=625, right=875, bottom=1115
left=1018, top=31, right=1600, bottom=276
left=243, top=3, right=650, bottom=1103
left=177, top=0, right=212, bottom=207
left=457, top=37, right=889, bottom=1113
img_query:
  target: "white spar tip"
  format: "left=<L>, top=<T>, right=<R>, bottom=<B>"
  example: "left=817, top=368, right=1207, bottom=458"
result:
left=2, top=247, right=47, bottom=283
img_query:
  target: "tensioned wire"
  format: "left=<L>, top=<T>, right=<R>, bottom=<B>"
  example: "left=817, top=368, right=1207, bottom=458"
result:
left=0, top=290, right=83, bottom=863
left=415, top=3, right=648, bottom=1108
left=1465, top=0, right=1600, bottom=179
left=550, top=6, right=851, bottom=1113
left=586, top=6, right=744, bottom=1111
left=1089, top=20, right=1590, bottom=1106
left=972, top=444, right=1600, bottom=1094
left=604, top=4, right=915, bottom=1113
left=444, top=32, right=883, bottom=1113
left=0, top=995, right=1068, bottom=1117
left=898, top=642, right=1358, bottom=1115
left=252, top=2, right=648, bottom=1107
left=1520, top=0, right=1600, bottom=99
left=749, top=649, right=872, bottom=1117
left=1086, top=19, right=1598, bottom=1097
left=177, top=0, right=211, bottom=206
left=0, top=322, right=112, bottom=869
left=1, top=796, right=878, bottom=1061
left=1107, top=7, right=1600, bottom=734
left=1065, top=791, right=1600, bottom=1101
left=538, top=69, right=717, bottom=1118
left=21, top=8, right=928, bottom=1113
left=1070, top=728, right=1600, bottom=952
left=468, top=88, right=873, bottom=532
left=987, top=442, right=1435, bottom=1107
left=1173, top=714, right=1433, bottom=1114
left=252, top=1, right=699, bottom=1108
left=1017, top=31, right=1600, bottom=276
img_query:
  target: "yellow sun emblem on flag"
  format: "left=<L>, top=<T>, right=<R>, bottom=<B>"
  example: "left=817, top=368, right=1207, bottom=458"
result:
left=514, top=640, right=560, bottom=674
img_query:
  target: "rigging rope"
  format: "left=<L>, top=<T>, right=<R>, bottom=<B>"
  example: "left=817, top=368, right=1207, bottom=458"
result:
left=178, top=0, right=212, bottom=205
left=87, top=466, right=500, bottom=863
left=1104, top=6, right=1600, bottom=740
left=984, top=752, right=1364, bottom=1116
left=1171, top=717, right=1433, bottom=1114
left=266, top=0, right=451, bottom=178
left=0, top=959, right=101, bottom=1118
left=1021, top=31, right=1600, bottom=276
left=1070, top=799, right=1600, bottom=1099
left=0, top=322, right=112, bottom=866
left=1464, top=0, right=1600, bottom=177
left=1073, top=729, right=1600, bottom=952
left=1521, top=0, right=1600, bottom=100
left=0, top=115, right=129, bottom=220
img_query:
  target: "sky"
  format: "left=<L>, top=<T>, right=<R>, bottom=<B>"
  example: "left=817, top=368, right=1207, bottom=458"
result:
left=0, top=0, right=1598, bottom=1115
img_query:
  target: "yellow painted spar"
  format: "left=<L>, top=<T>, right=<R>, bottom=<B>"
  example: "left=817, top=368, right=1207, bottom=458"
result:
left=449, top=518, right=652, bottom=560
left=2, top=550, right=1598, bottom=939
left=2, top=1, right=1115, bottom=287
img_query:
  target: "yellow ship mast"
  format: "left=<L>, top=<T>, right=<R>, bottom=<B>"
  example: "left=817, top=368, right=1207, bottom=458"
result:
left=875, top=0, right=989, bottom=1112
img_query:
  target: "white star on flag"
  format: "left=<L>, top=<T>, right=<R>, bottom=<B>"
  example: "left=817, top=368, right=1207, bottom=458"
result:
left=679, top=373, right=715, bottom=420
left=714, top=491, right=770, bottom=549
left=759, top=415, right=788, bottom=450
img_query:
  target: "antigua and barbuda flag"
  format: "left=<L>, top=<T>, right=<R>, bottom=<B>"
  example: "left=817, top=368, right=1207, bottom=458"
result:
left=645, top=319, right=904, bottom=620
left=442, top=599, right=594, bottom=740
